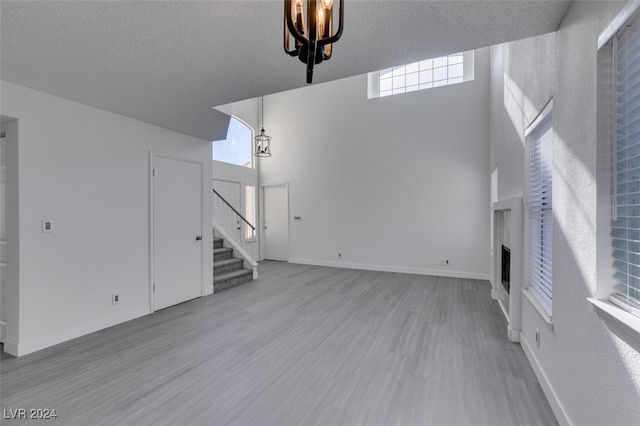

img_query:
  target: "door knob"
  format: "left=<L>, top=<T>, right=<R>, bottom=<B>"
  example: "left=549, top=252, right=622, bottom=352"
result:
left=195, top=235, right=202, bottom=241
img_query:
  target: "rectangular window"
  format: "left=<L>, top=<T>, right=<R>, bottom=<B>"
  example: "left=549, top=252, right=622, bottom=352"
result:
left=368, top=51, right=474, bottom=99
left=526, top=102, right=553, bottom=316
left=610, top=10, right=640, bottom=317
left=592, top=1, right=640, bottom=341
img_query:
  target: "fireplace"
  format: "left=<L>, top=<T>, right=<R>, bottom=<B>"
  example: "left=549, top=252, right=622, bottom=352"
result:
left=492, top=196, right=521, bottom=342
left=501, top=245, right=510, bottom=293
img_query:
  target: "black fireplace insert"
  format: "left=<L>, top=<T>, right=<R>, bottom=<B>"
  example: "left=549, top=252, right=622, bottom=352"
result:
left=501, top=245, right=510, bottom=293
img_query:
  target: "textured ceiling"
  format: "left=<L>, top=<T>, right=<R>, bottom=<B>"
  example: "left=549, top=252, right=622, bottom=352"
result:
left=0, top=1, right=571, bottom=141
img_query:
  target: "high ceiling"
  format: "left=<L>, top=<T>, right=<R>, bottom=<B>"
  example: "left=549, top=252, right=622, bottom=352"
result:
left=1, top=1, right=571, bottom=141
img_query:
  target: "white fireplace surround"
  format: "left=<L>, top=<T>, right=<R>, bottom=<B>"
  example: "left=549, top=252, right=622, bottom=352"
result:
left=492, top=196, right=523, bottom=342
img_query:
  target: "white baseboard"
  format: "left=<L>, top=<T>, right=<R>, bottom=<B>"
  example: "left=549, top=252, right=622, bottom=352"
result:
left=3, top=337, right=19, bottom=356
left=288, top=258, right=490, bottom=280
left=520, top=333, right=571, bottom=426
left=2, top=305, right=151, bottom=357
left=0, top=320, right=6, bottom=344
left=507, top=325, right=520, bottom=342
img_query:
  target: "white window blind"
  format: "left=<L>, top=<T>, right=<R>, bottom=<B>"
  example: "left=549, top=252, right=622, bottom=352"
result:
left=611, top=12, right=640, bottom=316
left=491, top=168, right=499, bottom=204
left=527, top=111, right=553, bottom=314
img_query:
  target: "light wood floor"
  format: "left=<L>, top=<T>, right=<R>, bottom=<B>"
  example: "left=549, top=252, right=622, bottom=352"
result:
left=1, top=262, right=557, bottom=425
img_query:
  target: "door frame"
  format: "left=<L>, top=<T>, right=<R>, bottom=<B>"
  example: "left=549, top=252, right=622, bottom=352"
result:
left=260, top=183, right=290, bottom=261
left=149, top=152, right=206, bottom=313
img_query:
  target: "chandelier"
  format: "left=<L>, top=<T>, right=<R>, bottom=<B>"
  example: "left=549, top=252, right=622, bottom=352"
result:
left=255, top=96, right=272, bottom=157
left=284, top=0, right=344, bottom=84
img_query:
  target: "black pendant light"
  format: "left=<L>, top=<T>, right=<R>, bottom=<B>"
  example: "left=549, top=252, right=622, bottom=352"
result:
left=284, top=0, right=344, bottom=84
left=255, top=96, right=272, bottom=157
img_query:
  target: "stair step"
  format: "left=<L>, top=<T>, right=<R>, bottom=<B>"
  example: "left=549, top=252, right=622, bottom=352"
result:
left=213, top=237, right=224, bottom=249
left=214, top=268, right=253, bottom=292
left=214, top=258, right=243, bottom=274
left=214, top=247, right=233, bottom=261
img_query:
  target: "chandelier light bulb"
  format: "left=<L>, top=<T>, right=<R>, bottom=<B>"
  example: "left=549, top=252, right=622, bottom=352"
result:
left=283, top=0, right=344, bottom=83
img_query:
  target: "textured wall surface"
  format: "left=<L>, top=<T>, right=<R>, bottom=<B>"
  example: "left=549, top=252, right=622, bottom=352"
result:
left=1, top=81, right=214, bottom=356
left=490, top=1, right=640, bottom=424
left=258, top=49, right=491, bottom=279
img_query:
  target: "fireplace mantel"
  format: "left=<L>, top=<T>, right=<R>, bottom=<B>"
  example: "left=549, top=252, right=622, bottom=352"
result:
left=492, top=196, right=523, bottom=342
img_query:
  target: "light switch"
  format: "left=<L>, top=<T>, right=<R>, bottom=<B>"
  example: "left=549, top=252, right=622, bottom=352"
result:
left=42, top=219, right=54, bottom=233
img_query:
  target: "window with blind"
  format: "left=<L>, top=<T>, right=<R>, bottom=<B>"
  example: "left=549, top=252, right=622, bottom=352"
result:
left=526, top=106, right=553, bottom=316
left=610, top=10, right=640, bottom=317
left=491, top=168, right=499, bottom=204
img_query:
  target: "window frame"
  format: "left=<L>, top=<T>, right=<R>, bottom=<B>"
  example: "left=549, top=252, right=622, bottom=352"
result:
left=524, top=99, right=554, bottom=322
left=367, top=50, right=475, bottom=99
left=592, top=0, right=640, bottom=345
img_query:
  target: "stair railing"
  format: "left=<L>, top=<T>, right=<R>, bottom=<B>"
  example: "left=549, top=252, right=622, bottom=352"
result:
left=212, top=188, right=256, bottom=261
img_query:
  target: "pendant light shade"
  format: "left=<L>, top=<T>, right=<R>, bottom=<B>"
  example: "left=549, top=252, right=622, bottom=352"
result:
left=255, top=96, right=272, bottom=157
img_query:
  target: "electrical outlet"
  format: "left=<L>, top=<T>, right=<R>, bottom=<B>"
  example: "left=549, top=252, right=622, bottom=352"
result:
left=42, top=219, right=54, bottom=233
left=112, top=294, right=120, bottom=305
left=535, top=329, right=541, bottom=347
left=440, top=258, right=450, bottom=266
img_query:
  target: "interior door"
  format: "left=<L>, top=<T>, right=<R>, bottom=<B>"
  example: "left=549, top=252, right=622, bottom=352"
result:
left=213, top=179, right=242, bottom=241
left=263, top=184, right=289, bottom=261
left=153, top=156, right=202, bottom=310
left=0, top=123, right=6, bottom=342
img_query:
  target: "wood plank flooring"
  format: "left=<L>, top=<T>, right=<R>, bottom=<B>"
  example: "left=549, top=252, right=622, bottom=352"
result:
left=0, top=262, right=557, bottom=425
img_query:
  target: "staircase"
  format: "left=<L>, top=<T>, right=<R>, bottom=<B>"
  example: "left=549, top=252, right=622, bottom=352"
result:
left=214, top=236, right=254, bottom=292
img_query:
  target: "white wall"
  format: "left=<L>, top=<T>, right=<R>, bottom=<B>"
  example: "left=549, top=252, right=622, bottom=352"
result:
left=490, top=1, right=640, bottom=424
left=258, top=48, right=491, bottom=278
left=0, top=81, right=214, bottom=356
left=212, top=160, right=258, bottom=191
